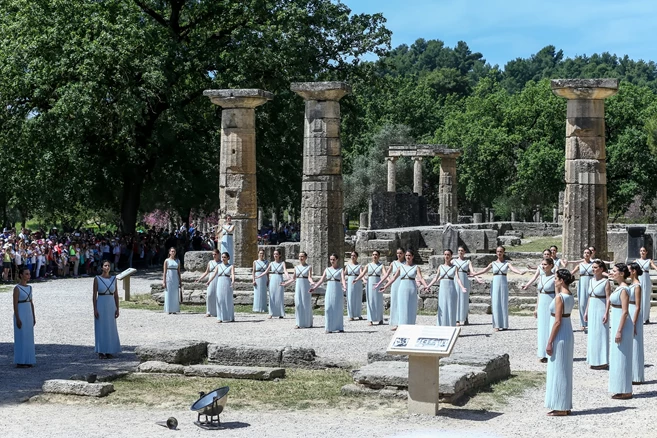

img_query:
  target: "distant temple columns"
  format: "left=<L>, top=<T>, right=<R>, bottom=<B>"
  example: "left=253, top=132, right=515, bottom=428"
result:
left=551, top=79, right=618, bottom=260
left=203, top=88, right=273, bottom=267
left=291, top=81, right=351, bottom=275
left=387, top=145, right=461, bottom=225
left=386, top=157, right=398, bottom=192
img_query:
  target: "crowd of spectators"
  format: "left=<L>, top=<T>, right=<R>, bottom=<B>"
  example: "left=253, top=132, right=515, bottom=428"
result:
left=0, top=224, right=217, bottom=283
left=258, top=222, right=300, bottom=245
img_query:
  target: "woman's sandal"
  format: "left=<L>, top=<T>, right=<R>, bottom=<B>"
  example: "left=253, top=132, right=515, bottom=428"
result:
left=611, top=393, right=632, bottom=400
left=547, top=410, right=568, bottom=417
left=540, top=358, right=548, bottom=363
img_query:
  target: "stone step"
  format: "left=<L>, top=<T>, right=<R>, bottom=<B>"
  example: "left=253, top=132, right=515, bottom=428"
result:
left=42, top=380, right=115, bottom=397
left=183, top=364, right=285, bottom=380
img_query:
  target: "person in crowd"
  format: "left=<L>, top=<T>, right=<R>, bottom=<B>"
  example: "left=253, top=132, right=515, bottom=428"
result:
left=251, top=249, right=269, bottom=313
left=424, top=249, right=467, bottom=327
left=354, top=250, right=385, bottom=326
left=634, top=247, right=657, bottom=324
left=206, top=252, right=235, bottom=323
left=628, top=262, right=645, bottom=384
left=584, top=260, right=611, bottom=370
left=471, top=246, right=528, bottom=331
left=13, top=267, right=36, bottom=368
left=608, top=263, right=634, bottom=400
left=256, top=249, right=288, bottom=319
left=197, top=249, right=221, bottom=317
left=310, top=253, right=346, bottom=333
left=566, top=248, right=594, bottom=332
left=162, top=247, right=182, bottom=314
left=282, top=252, right=313, bottom=329
left=523, top=258, right=556, bottom=363
left=544, top=269, right=575, bottom=416
left=343, top=251, right=364, bottom=321
left=93, top=260, right=121, bottom=359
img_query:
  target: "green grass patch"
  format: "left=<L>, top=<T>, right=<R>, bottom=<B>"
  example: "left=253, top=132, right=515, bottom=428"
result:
left=512, top=237, right=561, bottom=253
left=121, top=297, right=205, bottom=314
left=0, top=284, right=12, bottom=293
left=465, top=371, right=545, bottom=410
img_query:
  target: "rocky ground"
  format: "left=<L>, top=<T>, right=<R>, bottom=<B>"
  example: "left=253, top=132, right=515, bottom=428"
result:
left=0, top=273, right=655, bottom=437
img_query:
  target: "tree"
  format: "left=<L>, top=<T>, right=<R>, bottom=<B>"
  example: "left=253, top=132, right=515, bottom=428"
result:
left=0, top=0, right=390, bottom=232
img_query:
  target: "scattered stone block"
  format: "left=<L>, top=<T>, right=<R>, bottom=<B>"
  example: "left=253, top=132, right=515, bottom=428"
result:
left=442, top=352, right=510, bottom=385
left=43, top=380, right=114, bottom=397
left=424, top=297, right=438, bottom=312
left=183, top=365, right=285, bottom=380
left=184, top=251, right=213, bottom=272
left=367, top=351, right=408, bottom=364
left=341, top=383, right=408, bottom=399
left=498, top=236, right=521, bottom=246
left=281, top=346, right=317, bottom=367
left=438, top=364, right=487, bottom=403
left=135, top=340, right=209, bottom=365
left=137, top=361, right=185, bottom=374
left=352, top=361, right=408, bottom=389
left=207, top=344, right=283, bottom=367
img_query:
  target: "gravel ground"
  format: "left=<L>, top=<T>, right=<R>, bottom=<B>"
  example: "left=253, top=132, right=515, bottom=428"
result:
left=1, top=273, right=655, bottom=437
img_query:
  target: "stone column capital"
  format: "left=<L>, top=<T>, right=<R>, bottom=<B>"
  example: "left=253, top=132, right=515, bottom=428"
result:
left=551, top=79, right=619, bottom=100
left=411, top=156, right=424, bottom=162
left=386, top=156, right=398, bottom=162
left=203, top=89, right=273, bottom=108
left=291, top=82, right=352, bottom=101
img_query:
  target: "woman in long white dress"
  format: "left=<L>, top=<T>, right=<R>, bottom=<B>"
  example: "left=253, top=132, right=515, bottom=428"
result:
left=251, top=249, right=269, bottom=313
left=197, top=249, right=221, bottom=317
left=282, top=252, right=314, bottom=329
left=583, top=260, right=611, bottom=370
left=522, top=258, right=555, bottom=363
left=343, top=251, right=364, bottom=321
left=635, top=247, right=657, bottom=324
left=93, top=260, right=121, bottom=359
left=453, top=246, right=477, bottom=326
left=309, top=253, right=346, bottom=333
left=255, top=249, right=289, bottom=318
left=424, top=249, right=467, bottom=327
left=13, top=267, right=35, bottom=367
left=162, top=247, right=182, bottom=314
left=378, top=249, right=429, bottom=327
left=219, top=215, right=235, bottom=261
left=353, top=251, right=384, bottom=326
left=375, top=248, right=405, bottom=328
left=206, top=252, right=235, bottom=323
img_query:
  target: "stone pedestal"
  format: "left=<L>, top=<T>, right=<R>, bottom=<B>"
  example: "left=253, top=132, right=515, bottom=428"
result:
left=412, top=157, right=423, bottom=196
left=510, top=212, right=516, bottom=222
left=292, top=82, right=351, bottom=274
left=489, top=209, right=495, bottom=223
left=438, top=156, right=459, bottom=224
left=408, top=355, right=440, bottom=415
left=203, top=89, right=273, bottom=267
left=387, top=157, right=397, bottom=193
left=552, top=79, right=618, bottom=260
left=473, top=213, right=483, bottom=224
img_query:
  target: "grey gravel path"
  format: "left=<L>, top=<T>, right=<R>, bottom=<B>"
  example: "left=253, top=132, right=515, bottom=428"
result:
left=1, top=274, right=656, bottom=437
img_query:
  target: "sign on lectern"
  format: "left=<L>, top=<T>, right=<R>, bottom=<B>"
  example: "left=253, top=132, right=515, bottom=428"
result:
left=387, top=325, right=461, bottom=415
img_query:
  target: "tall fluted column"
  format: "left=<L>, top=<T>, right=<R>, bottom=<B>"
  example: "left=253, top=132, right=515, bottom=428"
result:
left=292, top=82, right=351, bottom=274
left=412, top=157, right=423, bottom=196
left=203, top=89, right=273, bottom=267
left=551, top=79, right=618, bottom=260
left=386, top=157, right=398, bottom=192
left=438, top=154, right=460, bottom=224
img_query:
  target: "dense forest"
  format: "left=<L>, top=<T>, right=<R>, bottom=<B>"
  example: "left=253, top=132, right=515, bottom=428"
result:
left=1, top=1, right=656, bottom=230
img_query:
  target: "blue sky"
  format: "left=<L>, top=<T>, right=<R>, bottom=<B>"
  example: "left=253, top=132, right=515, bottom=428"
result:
left=346, top=0, right=657, bottom=67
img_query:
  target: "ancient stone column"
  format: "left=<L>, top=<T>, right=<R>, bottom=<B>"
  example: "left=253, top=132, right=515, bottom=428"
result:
left=552, top=79, right=618, bottom=260
left=203, top=89, right=273, bottom=267
left=386, top=157, right=398, bottom=192
left=257, top=207, right=264, bottom=230
left=291, top=82, right=351, bottom=274
left=359, top=212, right=368, bottom=231
left=438, top=154, right=460, bottom=224
left=473, top=213, right=482, bottom=224
left=412, top=157, right=423, bottom=196
left=510, top=212, right=516, bottom=222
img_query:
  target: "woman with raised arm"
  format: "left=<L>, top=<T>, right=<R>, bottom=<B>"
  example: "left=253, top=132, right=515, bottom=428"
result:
left=544, top=269, right=575, bottom=416
left=523, top=258, right=555, bottom=363
left=471, top=246, right=527, bottom=331
left=628, top=262, right=644, bottom=384
left=256, top=249, right=288, bottom=319
left=309, top=253, right=346, bottom=333
left=453, top=246, right=477, bottom=326
left=584, top=260, right=611, bottom=370
left=206, top=252, right=235, bottom=323
left=93, top=260, right=121, bottom=359
left=197, top=249, right=220, bottom=317
left=378, top=249, right=429, bottom=328
left=281, top=252, right=313, bottom=329
left=353, top=251, right=385, bottom=326
left=343, top=251, right=364, bottom=321
left=251, top=249, right=269, bottom=313
left=549, top=245, right=567, bottom=270
left=218, top=215, right=235, bottom=261
left=570, top=248, right=593, bottom=332
left=635, top=247, right=656, bottom=324
left=608, top=263, right=634, bottom=399
left=162, top=247, right=182, bottom=314
left=13, top=267, right=35, bottom=368
left=425, top=249, right=467, bottom=327
left=526, top=249, right=555, bottom=274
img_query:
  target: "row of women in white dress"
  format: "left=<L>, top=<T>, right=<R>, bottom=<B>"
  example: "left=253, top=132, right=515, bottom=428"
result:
left=13, top=260, right=122, bottom=367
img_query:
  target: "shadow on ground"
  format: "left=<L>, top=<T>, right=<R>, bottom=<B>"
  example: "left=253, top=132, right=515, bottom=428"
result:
left=0, top=342, right=139, bottom=405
